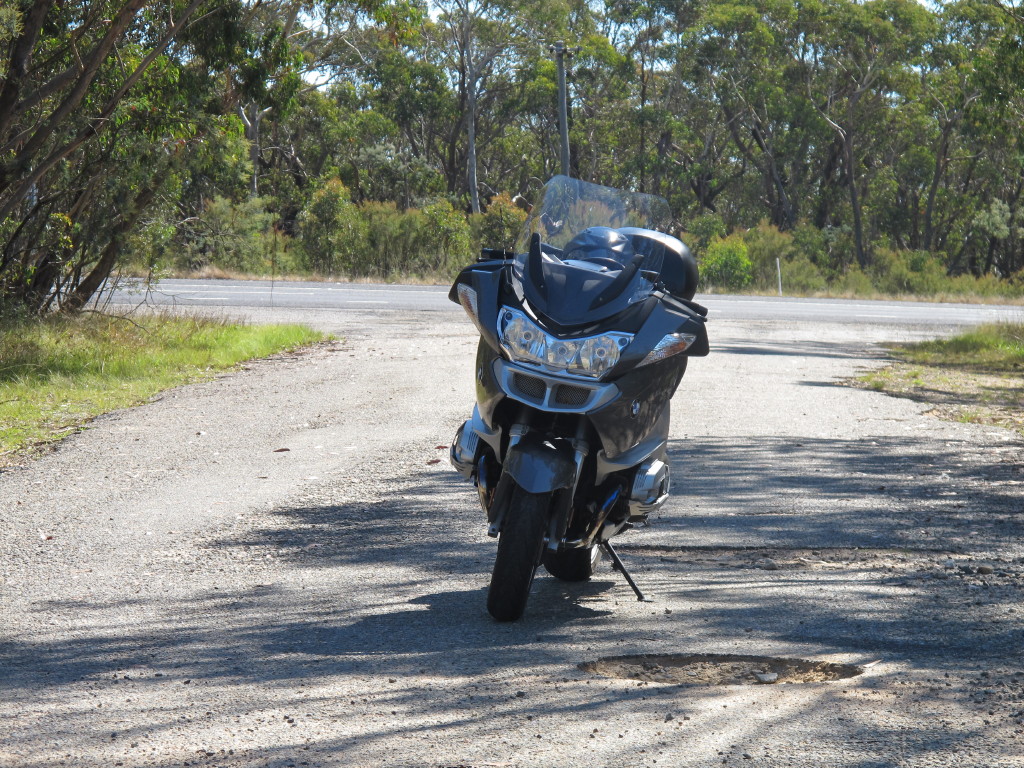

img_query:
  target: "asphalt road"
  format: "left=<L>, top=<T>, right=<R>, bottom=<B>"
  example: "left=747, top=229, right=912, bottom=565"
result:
left=109, top=277, right=1023, bottom=328
left=2, top=298, right=1024, bottom=767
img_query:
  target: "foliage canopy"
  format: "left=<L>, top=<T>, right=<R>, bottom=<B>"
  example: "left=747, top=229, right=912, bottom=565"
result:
left=2, top=0, right=1024, bottom=310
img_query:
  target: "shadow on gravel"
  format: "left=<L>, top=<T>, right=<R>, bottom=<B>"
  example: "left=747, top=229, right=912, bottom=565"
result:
left=640, top=434, right=1024, bottom=667
left=0, top=469, right=623, bottom=692
left=3, top=432, right=1024, bottom=765
left=714, top=340, right=889, bottom=361
left=663, top=434, right=1023, bottom=549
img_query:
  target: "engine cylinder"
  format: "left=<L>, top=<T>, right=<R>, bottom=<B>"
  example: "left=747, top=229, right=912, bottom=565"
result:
left=449, top=420, right=479, bottom=478
left=628, top=458, right=670, bottom=521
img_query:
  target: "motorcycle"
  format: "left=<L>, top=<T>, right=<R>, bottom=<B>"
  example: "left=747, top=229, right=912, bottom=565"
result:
left=449, top=176, right=709, bottom=621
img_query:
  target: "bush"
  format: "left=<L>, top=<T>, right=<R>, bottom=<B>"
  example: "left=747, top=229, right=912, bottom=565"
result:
left=361, top=201, right=421, bottom=278
left=683, top=213, right=727, bottom=256
left=298, top=179, right=367, bottom=275
left=833, top=266, right=874, bottom=295
left=742, top=222, right=795, bottom=290
left=701, top=235, right=752, bottom=291
left=905, top=251, right=948, bottom=295
left=358, top=199, right=473, bottom=279
left=183, top=196, right=276, bottom=273
left=945, top=272, right=1024, bottom=299
left=780, top=253, right=828, bottom=293
left=474, top=193, right=528, bottom=253
left=871, top=248, right=948, bottom=296
left=419, top=199, right=474, bottom=276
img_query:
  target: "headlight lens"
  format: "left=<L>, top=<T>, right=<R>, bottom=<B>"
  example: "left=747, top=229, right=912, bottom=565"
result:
left=546, top=339, right=580, bottom=368
left=578, top=335, right=625, bottom=377
left=502, top=311, right=545, bottom=360
left=498, top=308, right=631, bottom=378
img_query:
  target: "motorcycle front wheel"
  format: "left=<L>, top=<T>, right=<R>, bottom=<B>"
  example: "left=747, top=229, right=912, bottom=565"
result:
left=487, top=484, right=550, bottom=622
left=542, top=545, right=601, bottom=581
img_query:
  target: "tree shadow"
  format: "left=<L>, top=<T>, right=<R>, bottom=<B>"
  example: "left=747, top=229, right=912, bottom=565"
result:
left=714, top=339, right=890, bottom=362
left=660, top=434, right=1023, bottom=551
left=3, top=430, right=1023, bottom=765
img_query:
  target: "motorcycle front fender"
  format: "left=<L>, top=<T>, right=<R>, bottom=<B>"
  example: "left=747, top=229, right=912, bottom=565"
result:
left=503, top=435, right=577, bottom=494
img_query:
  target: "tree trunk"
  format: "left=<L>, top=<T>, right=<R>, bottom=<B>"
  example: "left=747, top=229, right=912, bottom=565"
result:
left=844, top=134, right=868, bottom=269
left=63, top=185, right=156, bottom=312
left=239, top=104, right=271, bottom=198
left=467, top=73, right=480, bottom=214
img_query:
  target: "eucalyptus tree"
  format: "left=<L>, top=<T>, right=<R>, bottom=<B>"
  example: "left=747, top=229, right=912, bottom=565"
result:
left=429, top=0, right=544, bottom=212
left=966, top=0, right=1024, bottom=277
left=800, top=0, right=935, bottom=268
left=0, top=0, right=244, bottom=312
left=690, top=0, right=849, bottom=232
left=361, top=32, right=460, bottom=204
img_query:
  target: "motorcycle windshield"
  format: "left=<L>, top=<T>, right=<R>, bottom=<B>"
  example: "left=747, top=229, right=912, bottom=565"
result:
left=513, top=176, right=672, bottom=326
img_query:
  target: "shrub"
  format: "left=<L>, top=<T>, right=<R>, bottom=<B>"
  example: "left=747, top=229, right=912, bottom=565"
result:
left=742, top=221, right=795, bottom=290
left=184, top=196, right=275, bottom=273
left=870, top=248, right=913, bottom=294
left=946, top=272, right=1024, bottom=299
left=792, top=221, right=831, bottom=272
left=871, top=248, right=948, bottom=296
left=298, top=179, right=367, bottom=275
left=780, top=253, right=828, bottom=293
left=474, top=193, right=528, bottom=253
left=905, top=250, right=947, bottom=295
left=684, top=213, right=727, bottom=256
left=356, top=199, right=473, bottom=279
left=361, top=201, right=421, bottom=278
left=701, top=235, right=752, bottom=291
left=833, top=266, right=874, bottom=295
left=418, top=199, right=474, bottom=276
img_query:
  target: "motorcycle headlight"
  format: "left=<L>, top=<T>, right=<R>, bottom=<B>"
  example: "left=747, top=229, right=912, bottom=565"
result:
left=546, top=339, right=580, bottom=368
left=574, top=335, right=627, bottom=377
left=502, top=311, right=546, bottom=361
left=498, top=308, right=631, bottom=378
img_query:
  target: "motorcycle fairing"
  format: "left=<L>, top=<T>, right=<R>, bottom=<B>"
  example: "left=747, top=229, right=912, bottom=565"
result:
left=518, top=233, right=653, bottom=326
left=589, top=355, right=686, bottom=458
left=448, top=260, right=509, bottom=352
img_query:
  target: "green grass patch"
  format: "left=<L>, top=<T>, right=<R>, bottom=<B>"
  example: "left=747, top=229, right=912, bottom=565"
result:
left=0, top=312, right=325, bottom=463
left=891, top=323, right=1024, bottom=372
left=857, top=322, right=1024, bottom=436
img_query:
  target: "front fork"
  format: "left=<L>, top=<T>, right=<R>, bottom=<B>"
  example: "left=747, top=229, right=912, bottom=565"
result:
left=460, top=415, right=589, bottom=545
left=487, top=421, right=589, bottom=544
left=452, top=412, right=650, bottom=602
left=545, top=423, right=589, bottom=551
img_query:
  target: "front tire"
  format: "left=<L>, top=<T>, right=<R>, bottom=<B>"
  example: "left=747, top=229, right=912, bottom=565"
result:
left=487, top=485, right=550, bottom=621
left=543, top=545, right=601, bottom=581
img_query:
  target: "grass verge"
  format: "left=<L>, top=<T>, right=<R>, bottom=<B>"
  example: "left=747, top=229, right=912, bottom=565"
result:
left=859, top=323, right=1024, bottom=435
left=0, top=312, right=325, bottom=465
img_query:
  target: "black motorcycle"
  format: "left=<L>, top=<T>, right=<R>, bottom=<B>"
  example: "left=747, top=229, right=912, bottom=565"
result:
left=449, top=176, right=709, bottom=621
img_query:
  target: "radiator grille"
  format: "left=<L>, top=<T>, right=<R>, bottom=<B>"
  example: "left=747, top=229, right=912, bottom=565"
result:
left=511, top=372, right=546, bottom=401
left=554, top=384, right=591, bottom=407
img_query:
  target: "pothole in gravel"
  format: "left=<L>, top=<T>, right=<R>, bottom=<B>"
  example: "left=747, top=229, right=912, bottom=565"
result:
left=580, top=654, right=863, bottom=686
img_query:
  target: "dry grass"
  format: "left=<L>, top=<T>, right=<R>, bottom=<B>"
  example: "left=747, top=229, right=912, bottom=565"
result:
left=858, top=323, right=1024, bottom=436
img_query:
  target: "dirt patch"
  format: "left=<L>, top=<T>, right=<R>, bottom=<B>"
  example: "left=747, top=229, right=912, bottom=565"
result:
left=581, top=654, right=863, bottom=686
left=857, top=363, right=1024, bottom=436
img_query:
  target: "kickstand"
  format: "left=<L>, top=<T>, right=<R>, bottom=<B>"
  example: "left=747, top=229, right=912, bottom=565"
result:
left=601, top=541, right=651, bottom=602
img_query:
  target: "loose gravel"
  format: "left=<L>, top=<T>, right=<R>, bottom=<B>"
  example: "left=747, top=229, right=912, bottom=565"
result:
left=2, top=306, right=1023, bottom=767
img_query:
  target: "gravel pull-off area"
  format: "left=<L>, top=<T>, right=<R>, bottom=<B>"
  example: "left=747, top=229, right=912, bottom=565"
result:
left=2, top=308, right=1023, bottom=767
